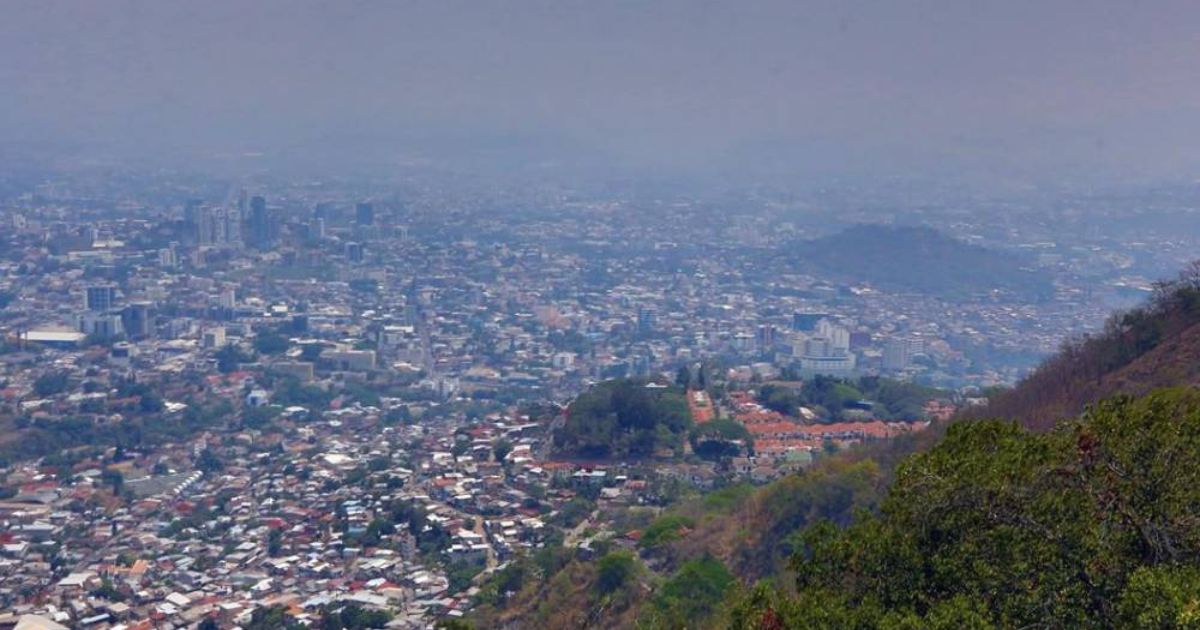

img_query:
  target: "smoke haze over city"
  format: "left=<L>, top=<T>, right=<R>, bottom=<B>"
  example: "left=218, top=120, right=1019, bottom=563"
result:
left=4, top=1, right=1200, bottom=184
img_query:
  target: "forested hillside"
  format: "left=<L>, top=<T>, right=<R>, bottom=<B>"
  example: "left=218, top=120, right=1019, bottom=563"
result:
left=553, top=378, right=692, bottom=459
left=796, top=225, right=1053, bottom=301
left=728, top=388, right=1200, bottom=629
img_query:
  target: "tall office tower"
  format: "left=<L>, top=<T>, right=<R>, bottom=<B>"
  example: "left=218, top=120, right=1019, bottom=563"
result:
left=757, top=323, right=776, bottom=351
left=223, top=206, right=243, bottom=247
left=315, top=217, right=327, bottom=239
left=122, top=302, right=155, bottom=339
left=248, top=195, right=271, bottom=249
left=183, top=199, right=202, bottom=228
left=355, top=202, right=375, bottom=227
left=346, top=241, right=364, bottom=263
left=197, top=206, right=215, bottom=246
left=637, top=306, right=658, bottom=334
left=84, top=284, right=117, bottom=312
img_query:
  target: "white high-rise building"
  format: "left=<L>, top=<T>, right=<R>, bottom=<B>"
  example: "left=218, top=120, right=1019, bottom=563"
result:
left=792, top=318, right=856, bottom=375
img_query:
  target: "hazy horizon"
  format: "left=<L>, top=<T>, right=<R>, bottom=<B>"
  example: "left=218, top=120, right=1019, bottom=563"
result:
left=4, top=1, right=1200, bottom=185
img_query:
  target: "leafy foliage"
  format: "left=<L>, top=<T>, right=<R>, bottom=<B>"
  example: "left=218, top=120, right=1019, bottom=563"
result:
left=554, top=379, right=692, bottom=459
left=639, top=515, right=695, bottom=550
left=33, top=371, right=70, bottom=397
left=760, top=376, right=941, bottom=421
left=690, top=419, right=752, bottom=460
left=642, top=555, right=735, bottom=627
left=595, top=551, right=639, bottom=595
left=253, top=328, right=291, bottom=355
left=316, top=604, right=392, bottom=630
left=733, top=388, right=1200, bottom=629
left=244, top=605, right=304, bottom=630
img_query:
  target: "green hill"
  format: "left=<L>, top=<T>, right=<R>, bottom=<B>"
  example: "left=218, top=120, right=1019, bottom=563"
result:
left=552, top=378, right=692, bottom=459
left=796, top=224, right=1054, bottom=301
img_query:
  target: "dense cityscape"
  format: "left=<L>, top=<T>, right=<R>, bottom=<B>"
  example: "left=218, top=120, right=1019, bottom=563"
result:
left=4, top=1, right=1200, bottom=627
left=0, top=166, right=1197, bottom=628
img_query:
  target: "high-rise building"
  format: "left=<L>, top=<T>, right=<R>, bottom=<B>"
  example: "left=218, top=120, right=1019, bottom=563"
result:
left=219, top=288, right=237, bottom=309
left=197, top=205, right=215, bottom=245
left=757, top=324, right=776, bottom=351
left=223, top=206, right=242, bottom=247
left=793, top=318, right=856, bottom=375
left=637, top=306, right=658, bottom=334
left=122, top=302, right=155, bottom=339
left=247, top=195, right=271, bottom=249
left=197, top=205, right=242, bottom=247
left=84, top=284, right=117, bottom=312
left=183, top=199, right=202, bottom=228
left=882, top=338, right=912, bottom=371
left=346, top=241, right=364, bottom=263
left=355, top=202, right=375, bottom=227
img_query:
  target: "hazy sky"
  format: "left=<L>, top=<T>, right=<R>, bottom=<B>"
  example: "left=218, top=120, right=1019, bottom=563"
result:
left=3, top=1, right=1200, bottom=182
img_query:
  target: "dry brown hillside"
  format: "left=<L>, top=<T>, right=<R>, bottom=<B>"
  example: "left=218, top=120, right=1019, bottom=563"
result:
left=970, top=265, right=1200, bottom=431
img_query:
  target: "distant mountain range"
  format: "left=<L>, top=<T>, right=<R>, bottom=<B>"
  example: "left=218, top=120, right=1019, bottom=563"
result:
left=795, top=224, right=1054, bottom=301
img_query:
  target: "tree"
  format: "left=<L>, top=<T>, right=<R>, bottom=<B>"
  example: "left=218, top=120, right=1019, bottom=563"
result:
left=254, top=329, right=290, bottom=355
left=492, top=438, right=513, bottom=463
left=198, top=617, right=220, bottom=630
left=732, top=387, right=1200, bottom=629
left=645, top=555, right=735, bottom=625
left=100, top=468, right=124, bottom=496
left=757, top=384, right=802, bottom=416
left=595, top=551, right=638, bottom=595
left=267, top=528, right=283, bottom=557
left=690, top=419, right=752, bottom=460
left=215, top=345, right=252, bottom=373
left=245, top=605, right=304, bottom=630
left=197, top=448, right=223, bottom=473
left=447, top=560, right=483, bottom=593
left=675, top=366, right=692, bottom=389
left=33, top=372, right=70, bottom=397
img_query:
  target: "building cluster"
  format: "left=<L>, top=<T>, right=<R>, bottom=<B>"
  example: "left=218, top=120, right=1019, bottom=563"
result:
left=0, top=170, right=1176, bottom=627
